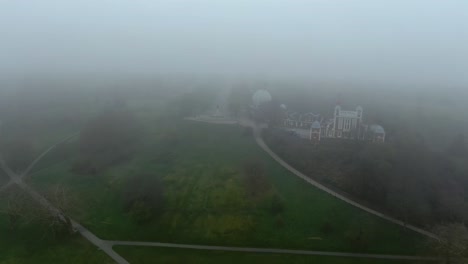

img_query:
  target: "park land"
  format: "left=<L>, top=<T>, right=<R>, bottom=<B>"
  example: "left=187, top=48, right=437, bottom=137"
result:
left=1, top=83, right=467, bottom=263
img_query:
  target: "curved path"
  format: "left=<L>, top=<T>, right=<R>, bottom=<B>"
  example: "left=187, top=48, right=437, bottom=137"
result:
left=0, top=133, right=130, bottom=264
left=249, top=123, right=438, bottom=239
left=20, top=132, right=80, bottom=179
left=0, top=123, right=438, bottom=263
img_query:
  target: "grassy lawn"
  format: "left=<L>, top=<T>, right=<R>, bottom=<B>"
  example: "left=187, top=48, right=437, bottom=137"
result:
left=28, top=117, right=428, bottom=255
left=114, top=246, right=431, bottom=264
left=0, top=204, right=113, bottom=263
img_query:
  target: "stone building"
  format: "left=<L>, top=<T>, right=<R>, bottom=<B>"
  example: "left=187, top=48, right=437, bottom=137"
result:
left=280, top=104, right=385, bottom=143
left=249, top=89, right=385, bottom=143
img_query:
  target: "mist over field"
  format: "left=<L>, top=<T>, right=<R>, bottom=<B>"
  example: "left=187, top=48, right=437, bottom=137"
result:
left=1, top=1, right=468, bottom=264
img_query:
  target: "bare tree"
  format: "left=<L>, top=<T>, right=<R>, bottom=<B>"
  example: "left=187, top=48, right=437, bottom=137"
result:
left=426, top=223, right=468, bottom=264
left=0, top=187, right=35, bottom=230
left=0, top=183, right=78, bottom=236
left=42, top=184, right=78, bottom=235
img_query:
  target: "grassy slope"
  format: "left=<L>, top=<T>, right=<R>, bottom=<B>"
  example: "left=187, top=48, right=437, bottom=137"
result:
left=0, top=214, right=113, bottom=264
left=29, top=118, right=426, bottom=255
left=114, top=246, right=430, bottom=264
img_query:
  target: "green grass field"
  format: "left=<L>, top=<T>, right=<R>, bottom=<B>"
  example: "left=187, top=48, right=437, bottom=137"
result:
left=0, top=208, right=113, bottom=264
left=29, top=117, right=427, bottom=255
left=113, top=246, right=432, bottom=264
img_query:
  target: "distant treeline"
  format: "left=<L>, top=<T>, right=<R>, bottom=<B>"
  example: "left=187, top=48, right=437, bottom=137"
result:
left=264, top=128, right=468, bottom=227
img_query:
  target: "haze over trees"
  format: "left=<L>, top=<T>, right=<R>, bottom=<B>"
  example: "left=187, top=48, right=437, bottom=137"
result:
left=123, top=174, right=164, bottom=224
left=74, top=108, right=141, bottom=174
left=1, top=138, right=35, bottom=172
left=2, top=1, right=468, bottom=263
left=264, top=126, right=468, bottom=227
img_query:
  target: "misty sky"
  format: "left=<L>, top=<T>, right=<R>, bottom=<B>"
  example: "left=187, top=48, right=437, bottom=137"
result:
left=1, top=0, right=467, bottom=87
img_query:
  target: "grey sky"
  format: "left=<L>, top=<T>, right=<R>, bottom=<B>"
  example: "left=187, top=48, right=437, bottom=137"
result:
left=1, top=0, right=467, bottom=87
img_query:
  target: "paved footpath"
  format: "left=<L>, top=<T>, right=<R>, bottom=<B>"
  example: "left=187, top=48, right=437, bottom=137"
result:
left=249, top=124, right=438, bottom=239
left=108, top=241, right=437, bottom=261
left=0, top=126, right=439, bottom=263
left=0, top=134, right=130, bottom=264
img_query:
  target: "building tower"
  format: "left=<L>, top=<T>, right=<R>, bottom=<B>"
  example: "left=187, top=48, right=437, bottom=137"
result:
left=310, top=121, right=322, bottom=144
left=333, top=104, right=341, bottom=138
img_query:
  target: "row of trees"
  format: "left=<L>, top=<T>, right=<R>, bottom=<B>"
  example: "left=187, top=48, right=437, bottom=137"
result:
left=76, top=108, right=165, bottom=225
left=72, top=109, right=141, bottom=174
left=264, top=128, right=468, bottom=261
left=263, top=128, right=468, bottom=226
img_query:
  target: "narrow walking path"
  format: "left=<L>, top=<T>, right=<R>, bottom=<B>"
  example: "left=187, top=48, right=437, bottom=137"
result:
left=250, top=124, right=438, bottom=239
left=0, top=123, right=439, bottom=263
left=108, top=240, right=437, bottom=261
left=20, top=132, right=80, bottom=179
left=0, top=134, right=129, bottom=264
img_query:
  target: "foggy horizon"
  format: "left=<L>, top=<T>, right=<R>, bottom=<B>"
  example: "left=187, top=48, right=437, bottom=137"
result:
left=2, top=2, right=468, bottom=263
left=1, top=0, right=467, bottom=88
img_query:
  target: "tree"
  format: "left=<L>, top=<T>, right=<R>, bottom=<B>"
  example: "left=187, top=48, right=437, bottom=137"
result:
left=426, top=223, right=468, bottom=264
left=0, top=185, right=75, bottom=236
left=74, top=109, right=141, bottom=174
left=44, top=185, right=78, bottom=235
left=122, top=174, right=164, bottom=224
left=0, top=187, right=34, bottom=230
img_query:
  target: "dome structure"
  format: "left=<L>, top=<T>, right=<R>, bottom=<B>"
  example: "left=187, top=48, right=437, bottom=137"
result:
left=369, top=125, right=385, bottom=134
left=311, top=121, right=321, bottom=129
left=252, top=89, right=272, bottom=107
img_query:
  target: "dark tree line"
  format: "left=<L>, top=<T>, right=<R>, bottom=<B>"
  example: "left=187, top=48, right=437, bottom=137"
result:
left=72, top=109, right=141, bottom=174
left=264, top=128, right=468, bottom=227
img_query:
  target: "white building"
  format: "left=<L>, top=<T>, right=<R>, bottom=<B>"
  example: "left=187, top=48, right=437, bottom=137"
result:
left=281, top=104, right=385, bottom=143
left=252, top=89, right=272, bottom=108
left=330, top=105, right=363, bottom=139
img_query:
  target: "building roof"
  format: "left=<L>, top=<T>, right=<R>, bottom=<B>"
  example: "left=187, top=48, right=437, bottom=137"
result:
left=369, top=124, right=385, bottom=134
left=285, top=111, right=320, bottom=122
left=252, top=89, right=272, bottom=107
left=338, top=110, right=359, bottom=118
left=311, top=121, right=321, bottom=129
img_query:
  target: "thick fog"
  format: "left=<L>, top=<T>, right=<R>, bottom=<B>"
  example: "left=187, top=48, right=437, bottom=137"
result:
left=1, top=0, right=467, bottom=87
